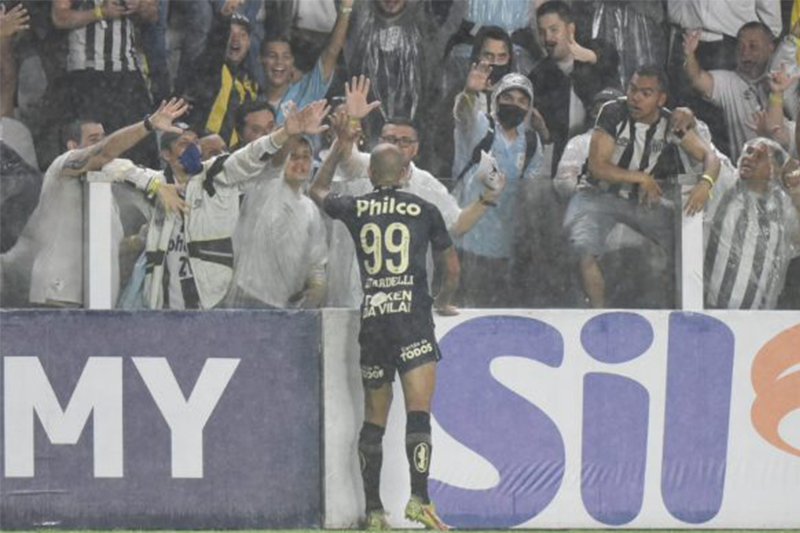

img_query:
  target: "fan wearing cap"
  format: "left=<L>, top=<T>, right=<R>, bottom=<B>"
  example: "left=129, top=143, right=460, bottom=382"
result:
left=180, top=11, right=258, bottom=147
left=104, top=100, right=330, bottom=310
left=452, top=71, right=543, bottom=307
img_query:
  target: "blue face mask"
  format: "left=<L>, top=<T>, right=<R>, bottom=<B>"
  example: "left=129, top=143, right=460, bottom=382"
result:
left=178, top=143, right=203, bottom=175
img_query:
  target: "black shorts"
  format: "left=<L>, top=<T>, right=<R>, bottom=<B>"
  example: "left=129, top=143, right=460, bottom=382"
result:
left=358, top=316, right=442, bottom=389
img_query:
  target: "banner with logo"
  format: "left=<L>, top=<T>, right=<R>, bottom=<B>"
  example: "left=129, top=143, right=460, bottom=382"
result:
left=323, top=309, right=800, bottom=529
left=1, top=310, right=322, bottom=530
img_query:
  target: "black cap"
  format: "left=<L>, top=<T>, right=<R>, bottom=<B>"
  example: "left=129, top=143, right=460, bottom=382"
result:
left=593, top=87, right=624, bottom=105
left=230, top=13, right=252, bottom=34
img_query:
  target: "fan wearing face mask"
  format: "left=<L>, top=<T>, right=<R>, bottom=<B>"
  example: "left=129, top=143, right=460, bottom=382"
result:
left=431, top=25, right=530, bottom=178
left=102, top=100, right=331, bottom=310
left=452, top=72, right=543, bottom=307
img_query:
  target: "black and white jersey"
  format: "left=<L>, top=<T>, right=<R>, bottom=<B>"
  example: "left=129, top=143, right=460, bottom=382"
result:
left=67, top=0, right=139, bottom=73
left=163, top=214, right=200, bottom=310
left=323, top=187, right=453, bottom=324
left=583, top=98, right=680, bottom=198
left=705, top=182, right=800, bottom=309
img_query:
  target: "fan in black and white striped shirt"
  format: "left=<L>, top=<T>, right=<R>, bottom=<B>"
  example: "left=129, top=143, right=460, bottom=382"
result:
left=52, top=0, right=158, bottom=167
left=565, top=65, right=721, bottom=308
left=704, top=138, right=800, bottom=309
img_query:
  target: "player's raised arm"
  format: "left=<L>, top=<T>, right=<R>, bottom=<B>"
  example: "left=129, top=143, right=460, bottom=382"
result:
left=309, top=111, right=352, bottom=205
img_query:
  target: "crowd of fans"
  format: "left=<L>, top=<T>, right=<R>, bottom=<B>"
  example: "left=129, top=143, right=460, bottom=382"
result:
left=1, top=0, right=800, bottom=311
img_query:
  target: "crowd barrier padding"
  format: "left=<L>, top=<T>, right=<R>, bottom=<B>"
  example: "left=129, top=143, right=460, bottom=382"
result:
left=323, top=309, right=800, bottom=529
left=0, top=310, right=322, bottom=529
left=3, top=309, right=800, bottom=529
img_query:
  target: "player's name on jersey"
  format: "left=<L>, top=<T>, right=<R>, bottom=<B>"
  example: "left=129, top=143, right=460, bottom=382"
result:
left=365, top=274, right=415, bottom=289
left=356, top=196, right=422, bottom=218
left=363, top=289, right=413, bottom=318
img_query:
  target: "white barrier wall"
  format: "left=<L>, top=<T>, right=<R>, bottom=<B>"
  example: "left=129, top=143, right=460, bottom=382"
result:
left=323, top=309, right=800, bottom=529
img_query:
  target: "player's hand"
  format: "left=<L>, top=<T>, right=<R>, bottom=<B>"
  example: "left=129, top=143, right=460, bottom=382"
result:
left=682, top=28, right=701, bottom=57
left=156, top=184, right=187, bottom=215
left=149, top=98, right=190, bottom=134
left=683, top=180, right=711, bottom=216
left=344, top=75, right=381, bottom=120
left=331, top=105, right=361, bottom=145
left=670, top=107, right=696, bottom=137
left=466, top=61, right=492, bottom=93
left=639, top=174, right=661, bottom=206
left=435, top=303, right=460, bottom=317
left=0, top=3, right=30, bottom=39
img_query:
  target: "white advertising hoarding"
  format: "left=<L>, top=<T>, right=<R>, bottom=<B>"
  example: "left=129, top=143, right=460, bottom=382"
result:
left=323, top=309, right=800, bottom=529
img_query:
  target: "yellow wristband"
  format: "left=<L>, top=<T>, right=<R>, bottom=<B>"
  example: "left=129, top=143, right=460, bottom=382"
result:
left=146, top=177, right=161, bottom=197
left=700, top=174, right=715, bottom=188
left=348, top=117, right=360, bottom=127
left=340, top=6, right=353, bottom=15
left=94, top=5, right=104, bottom=20
left=769, top=92, right=784, bottom=106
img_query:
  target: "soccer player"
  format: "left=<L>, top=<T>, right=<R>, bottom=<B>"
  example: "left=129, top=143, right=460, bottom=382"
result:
left=310, top=124, right=459, bottom=531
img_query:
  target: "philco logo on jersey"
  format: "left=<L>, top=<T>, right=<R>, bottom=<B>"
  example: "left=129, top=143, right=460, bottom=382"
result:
left=400, top=339, right=434, bottom=362
left=356, top=196, right=421, bottom=218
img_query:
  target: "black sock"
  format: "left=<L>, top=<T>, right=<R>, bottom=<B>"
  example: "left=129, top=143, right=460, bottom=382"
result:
left=406, top=411, right=432, bottom=504
left=359, top=422, right=386, bottom=513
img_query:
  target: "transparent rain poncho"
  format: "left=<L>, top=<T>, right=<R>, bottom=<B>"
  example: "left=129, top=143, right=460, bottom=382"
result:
left=704, top=138, right=800, bottom=309
left=0, top=142, right=42, bottom=253
left=229, top=165, right=328, bottom=308
left=592, top=1, right=667, bottom=90
left=345, top=1, right=431, bottom=123
left=466, top=0, right=533, bottom=32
